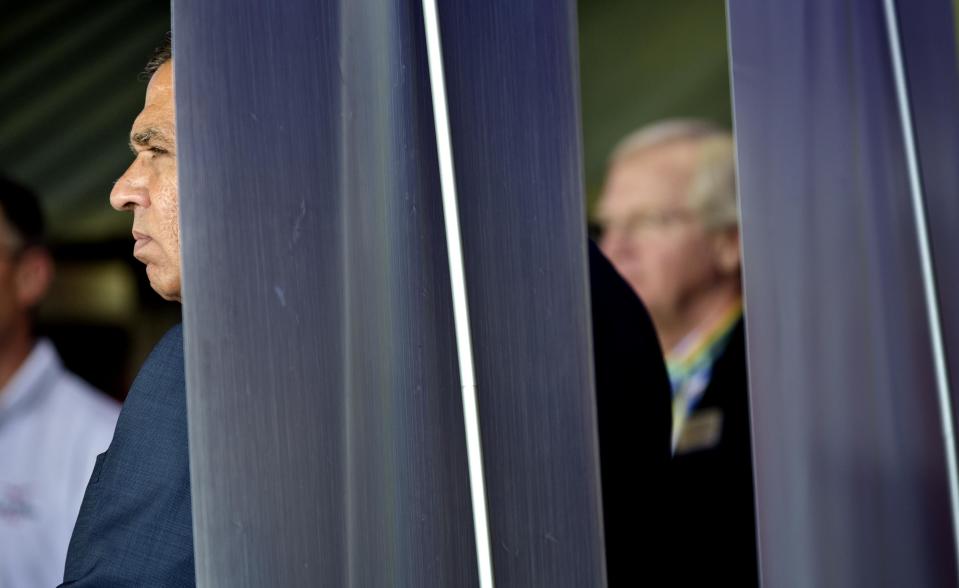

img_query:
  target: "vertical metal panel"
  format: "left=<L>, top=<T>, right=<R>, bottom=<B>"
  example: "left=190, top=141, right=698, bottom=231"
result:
left=436, top=2, right=606, bottom=586
left=728, top=1, right=959, bottom=586
left=336, top=2, right=480, bottom=585
left=894, top=0, right=959, bottom=446
left=175, top=1, right=477, bottom=585
left=175, top=0, right=602, bottom=586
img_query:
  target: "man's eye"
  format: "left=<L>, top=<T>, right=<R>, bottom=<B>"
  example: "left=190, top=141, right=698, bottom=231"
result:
left=149, top=147, right=168, bottom=156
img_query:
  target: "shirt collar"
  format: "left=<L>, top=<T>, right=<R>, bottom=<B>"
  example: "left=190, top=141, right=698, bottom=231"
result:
left=0, top=339, right=62, bottom=417
left=666, top=300, right=743, bottom=377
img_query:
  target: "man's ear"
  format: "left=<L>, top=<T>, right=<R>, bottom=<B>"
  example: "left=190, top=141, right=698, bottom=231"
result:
left=15, top=247, right=53, bottom=309
left=712, top=228, right=741, bottom=276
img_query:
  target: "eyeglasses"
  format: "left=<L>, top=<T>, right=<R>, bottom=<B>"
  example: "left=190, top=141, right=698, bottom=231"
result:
left=601, top=209, right=698, bottom=238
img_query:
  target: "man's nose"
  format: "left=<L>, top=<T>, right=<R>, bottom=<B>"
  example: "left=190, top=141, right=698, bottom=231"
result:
left=110, top=159, right=151, bottom=212
left=600, top=226, right=630, bottom=259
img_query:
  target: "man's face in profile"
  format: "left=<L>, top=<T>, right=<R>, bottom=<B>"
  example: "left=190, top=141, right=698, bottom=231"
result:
left=110, top=61, right=180, bottom=302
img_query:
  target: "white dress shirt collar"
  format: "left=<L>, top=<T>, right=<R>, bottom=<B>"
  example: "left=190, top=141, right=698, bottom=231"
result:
left=0, top=339, right=62, bottom=418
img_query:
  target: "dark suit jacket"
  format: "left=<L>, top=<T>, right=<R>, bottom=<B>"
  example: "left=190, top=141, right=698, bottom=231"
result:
left=669, top=318, right=759, bottom=587
left=60, top=324, right=194, bottom=587
left=588, top=241, right=673, bottom=584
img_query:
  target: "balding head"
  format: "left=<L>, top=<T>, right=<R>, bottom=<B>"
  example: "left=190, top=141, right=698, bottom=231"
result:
left=606, top=119, right=737, bottom=232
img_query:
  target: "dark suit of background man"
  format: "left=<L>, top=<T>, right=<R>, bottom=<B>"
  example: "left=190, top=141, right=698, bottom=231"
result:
left=597, top=119, right=758, bottom=587
left=61, top=36, right=672, bottom=586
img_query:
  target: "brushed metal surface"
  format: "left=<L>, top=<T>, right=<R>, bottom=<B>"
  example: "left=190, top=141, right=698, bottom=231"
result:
left=894, top=0, right=959, bottom=444
left=728, top=1, right=959, bottom=586
left=436, top=1, right=606, bottom=586
left=176, top=2, right=475, bottom=586
left=175, top=0, right=603, bottom=586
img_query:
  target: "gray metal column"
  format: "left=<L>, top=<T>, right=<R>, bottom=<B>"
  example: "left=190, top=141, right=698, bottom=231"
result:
left=433, top=2, right=605, bottom=586
left=728, top=1, right=959, bottom=586
left=895, top=0, right=959, bottom=437
left=173, top=0, right=602, bottom=586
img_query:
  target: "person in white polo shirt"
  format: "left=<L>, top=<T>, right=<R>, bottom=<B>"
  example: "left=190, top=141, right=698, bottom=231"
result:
left=0, top=176, right=119, bottom=588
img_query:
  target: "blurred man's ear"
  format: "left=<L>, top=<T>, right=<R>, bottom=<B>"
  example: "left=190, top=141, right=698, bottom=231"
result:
left=15, top=248, right=53, bottom=309
left=712, top=228, right=742, bottom=276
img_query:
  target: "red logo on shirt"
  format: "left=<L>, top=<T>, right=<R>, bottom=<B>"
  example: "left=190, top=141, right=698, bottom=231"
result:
left=0, top=484, right=35, bottom=523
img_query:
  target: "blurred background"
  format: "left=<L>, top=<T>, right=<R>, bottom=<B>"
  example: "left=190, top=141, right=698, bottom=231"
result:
left=2, top=0, right=175, bottom=399
left=0, top=0, right=731, bottom=399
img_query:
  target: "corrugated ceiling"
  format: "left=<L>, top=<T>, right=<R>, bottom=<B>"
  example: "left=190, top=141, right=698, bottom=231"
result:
left=0, top=0, right=169, bottom=243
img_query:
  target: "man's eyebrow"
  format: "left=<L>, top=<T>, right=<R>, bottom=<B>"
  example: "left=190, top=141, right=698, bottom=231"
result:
left=129, top=128, right=172, bottom=152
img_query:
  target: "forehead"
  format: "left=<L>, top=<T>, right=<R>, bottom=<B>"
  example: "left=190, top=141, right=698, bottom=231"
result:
left=132, top=62, right=175, bottom=135
left=599, top=141, right=700, bottom=214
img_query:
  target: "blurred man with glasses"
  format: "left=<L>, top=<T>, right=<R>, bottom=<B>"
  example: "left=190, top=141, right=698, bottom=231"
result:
left=597, top=120, right=757, bottom=587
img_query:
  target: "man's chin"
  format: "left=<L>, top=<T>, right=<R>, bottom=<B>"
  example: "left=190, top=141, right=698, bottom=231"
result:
left=145, top=266, right=182, bottom=302
left=152, top=287, right=182, bottom=303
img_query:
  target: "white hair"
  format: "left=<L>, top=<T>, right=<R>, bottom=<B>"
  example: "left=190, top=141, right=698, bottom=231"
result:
left=609, top=119, right=738, bottom=231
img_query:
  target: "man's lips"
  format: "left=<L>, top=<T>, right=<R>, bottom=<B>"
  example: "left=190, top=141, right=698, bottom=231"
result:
left=132, top=230, right=152, bottom=256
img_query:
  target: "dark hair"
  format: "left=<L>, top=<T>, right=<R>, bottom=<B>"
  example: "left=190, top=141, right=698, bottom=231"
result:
left=143, top=32, right=172, bottom=79
left=0, top=176, right=45, bottom=250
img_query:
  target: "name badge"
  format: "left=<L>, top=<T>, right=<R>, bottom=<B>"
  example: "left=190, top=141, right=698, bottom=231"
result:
left=675, top=408, right=723, bottom=455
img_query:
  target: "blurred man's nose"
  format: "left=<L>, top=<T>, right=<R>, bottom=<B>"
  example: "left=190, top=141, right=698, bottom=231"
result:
left=600, top=226, right=631, bottom=260
left=110, top=160, right=150, bottom=211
